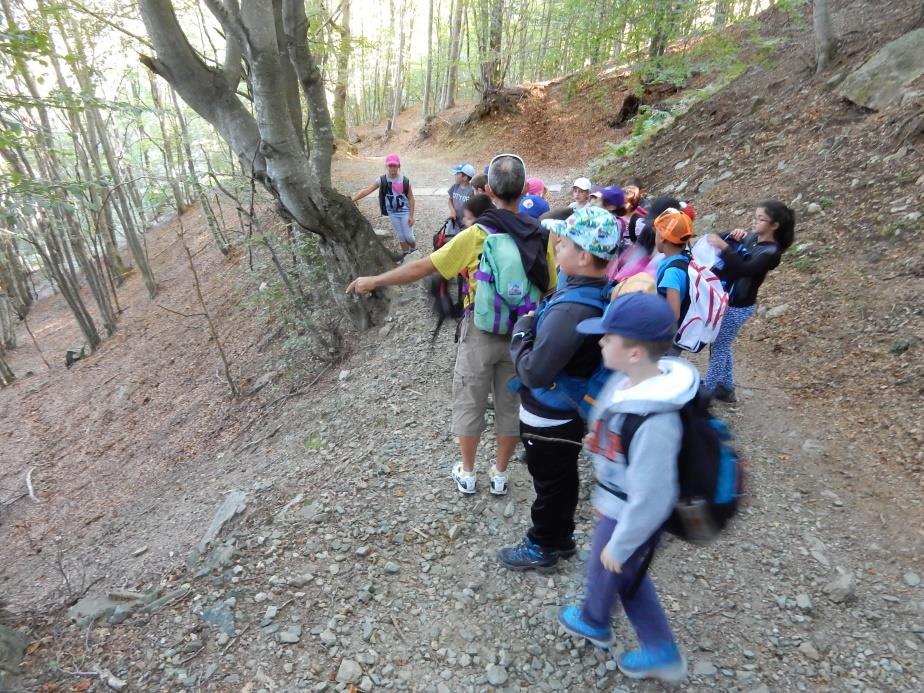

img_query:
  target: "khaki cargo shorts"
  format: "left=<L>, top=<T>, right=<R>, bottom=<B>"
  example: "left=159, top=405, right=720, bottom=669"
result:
left=451, top=315, right=520, bottom=438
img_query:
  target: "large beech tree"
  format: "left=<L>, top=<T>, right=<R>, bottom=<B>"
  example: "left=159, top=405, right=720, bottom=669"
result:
left=137, top=0, right=393, bottom=327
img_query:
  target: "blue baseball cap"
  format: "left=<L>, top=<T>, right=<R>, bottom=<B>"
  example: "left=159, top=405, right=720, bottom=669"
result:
left=518, top=194, right=550, bottom=219
left=451, top=163, right=476, bottom=178
left=577, top=293, right=677, bottom=341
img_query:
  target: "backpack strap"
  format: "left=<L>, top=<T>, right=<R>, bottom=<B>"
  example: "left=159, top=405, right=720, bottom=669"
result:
left=403, top=176, right=410, bottom=195
left=378, top=175, right=388, bottom=216
left=617, top=410, right=661, bottom=598
left=657, top=254, right=692, bottom=320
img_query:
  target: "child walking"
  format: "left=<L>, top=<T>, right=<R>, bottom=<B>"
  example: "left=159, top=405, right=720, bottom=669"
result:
left=352, top=153, right=417, bottom=257
left=557, top=292, right=697, bottom=684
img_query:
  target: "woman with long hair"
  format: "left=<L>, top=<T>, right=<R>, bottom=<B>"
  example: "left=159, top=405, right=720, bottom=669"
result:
left=704, top=200, right=795, bottom=402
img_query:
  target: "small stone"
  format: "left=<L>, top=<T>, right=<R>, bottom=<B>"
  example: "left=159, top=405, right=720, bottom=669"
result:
left=278, top=625, right=302, bottom=644
left=338, top=369, right=351, bottom=381
left=904, top=572, right=921, bottom=587
left=383, top=561, right=400, bottom=574
left=825, top=568, right=856, bottom=603
left=765, top=303, right=790, bottom=320
left=798, top=641, right=821, bottom=660
left=796, top=593, right=813, bottom=611
left=106, top=674, right=127, bottom=691
left=216, top=632, right=230, bottom=646
left=336, top=659, right=363, bottom=684
left=805, top=202, right=822, bottom=215
left=448, top=524, right=460, bottom=540
left=283, top=662, right=294, bottom=674
left=503, top=501, right=515, bottom=518
left=486, top=664, right=508, bottom=686
left=360, top=676, right=374, bottom=692
left=264, top=605, right=278, bottom=621
left=253, top=592, right=270, bottom=603
left=693, top=660, right=717, bottom=677
left=320, top=629, right=337, bottom=646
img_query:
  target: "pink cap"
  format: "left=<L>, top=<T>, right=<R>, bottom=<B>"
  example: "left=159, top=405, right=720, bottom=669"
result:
left=384, top=153, right=401, bottom=166
left=525, top=176, right=544, bottom=195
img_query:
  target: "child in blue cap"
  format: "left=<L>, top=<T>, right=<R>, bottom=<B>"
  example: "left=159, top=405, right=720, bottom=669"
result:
left=558, top=292, right=698, bottom=684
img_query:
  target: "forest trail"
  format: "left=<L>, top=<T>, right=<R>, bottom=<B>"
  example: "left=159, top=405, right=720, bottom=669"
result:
left=6, top=150, right=923, bottom=690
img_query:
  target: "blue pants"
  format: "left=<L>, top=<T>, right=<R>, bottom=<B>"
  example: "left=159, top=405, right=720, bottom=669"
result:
left=704, top=304, right=756, bottom=392
left=582, top=516, right=675, bottom=649
left=387, top=213, right=415, bottom=244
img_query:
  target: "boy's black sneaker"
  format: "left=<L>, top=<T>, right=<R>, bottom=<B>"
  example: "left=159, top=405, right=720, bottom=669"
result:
left=713, top=384, right=737, bottom=403
left=497, top=537, right=558, bottom=572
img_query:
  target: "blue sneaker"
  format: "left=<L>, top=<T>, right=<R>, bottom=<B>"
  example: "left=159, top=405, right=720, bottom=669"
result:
left=617, top=643, right=687, bottom=683
left=557, top=605, right=615, bottom=649
left=497, top=537, right=557, bottom=572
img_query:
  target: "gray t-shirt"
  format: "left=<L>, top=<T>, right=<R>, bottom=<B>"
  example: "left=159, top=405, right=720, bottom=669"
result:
left=447, top=182, right=473, bottom=234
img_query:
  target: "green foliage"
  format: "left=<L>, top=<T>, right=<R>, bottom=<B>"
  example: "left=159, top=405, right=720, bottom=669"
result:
left=302, top=432, right=323, bottom=450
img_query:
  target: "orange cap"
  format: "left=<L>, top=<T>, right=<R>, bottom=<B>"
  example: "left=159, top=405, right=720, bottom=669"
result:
left=654, top=209, right=693, bottom=244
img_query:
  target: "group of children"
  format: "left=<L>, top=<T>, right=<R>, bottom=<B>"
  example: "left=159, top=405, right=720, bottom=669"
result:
left=350, top=154, right=795, bottom=684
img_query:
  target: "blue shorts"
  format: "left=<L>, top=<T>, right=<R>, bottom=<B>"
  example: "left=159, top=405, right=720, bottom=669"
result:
left=388, top=213, right=415, bottom=244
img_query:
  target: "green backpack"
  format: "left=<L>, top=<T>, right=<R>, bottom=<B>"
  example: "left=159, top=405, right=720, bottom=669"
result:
left=471, top=226, right=542, bottom=335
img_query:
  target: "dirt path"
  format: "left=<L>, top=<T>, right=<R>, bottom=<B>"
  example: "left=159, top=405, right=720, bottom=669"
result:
left=8, top=153, right=924, bottom=691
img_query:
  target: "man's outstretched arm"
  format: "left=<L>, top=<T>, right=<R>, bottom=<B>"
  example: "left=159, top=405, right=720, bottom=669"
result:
left=346, top=257, right=437, bottom=295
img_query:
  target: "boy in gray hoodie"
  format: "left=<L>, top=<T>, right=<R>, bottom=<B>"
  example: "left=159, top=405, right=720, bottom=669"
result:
left=557, top=292, right=698, bottom=684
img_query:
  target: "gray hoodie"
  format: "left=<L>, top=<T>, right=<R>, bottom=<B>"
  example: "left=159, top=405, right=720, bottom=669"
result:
left=587, top=357, right=699, bottom=564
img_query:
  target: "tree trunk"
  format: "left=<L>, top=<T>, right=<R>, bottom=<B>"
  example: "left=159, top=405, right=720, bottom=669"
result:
left=170, top=88, right=233, bottom=255
left=422, top=0, right=434, bottom=120
left=390, top=0, right=407, bottom=132
left=139, top=0, right=392, bottom=327
left=333, top=0, right=352, bottom=139
left=441, top=0, right=465, bottom=110
left=714, top=0, right=732, bottom=27
left=813, top=0, right=837, bottom=74
left=481, top=0, right=504, bottom=97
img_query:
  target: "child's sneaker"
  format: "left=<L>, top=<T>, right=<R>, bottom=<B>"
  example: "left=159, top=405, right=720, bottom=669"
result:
left=488, top=465, right=508, bottom=496
left=451, top=463, right=476, bottom=495
left=498, top=536, right=557, bottom=572
left=617, top=644, right=687, bottom=683
left=557, top=605, right=615, bottom=649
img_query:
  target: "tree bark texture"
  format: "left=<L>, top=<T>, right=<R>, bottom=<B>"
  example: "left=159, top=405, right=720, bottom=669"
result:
left=139, top=0, right=392, bottom=327
left=813, top=0, right=837, bottom=73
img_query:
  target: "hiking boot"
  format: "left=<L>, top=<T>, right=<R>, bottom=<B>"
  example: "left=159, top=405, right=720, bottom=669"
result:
left=497, top=536, right=557, bottom=572
left=557, top=605, right=615, bottom=649
left=451, top=463, right=476, bottom=495
left=617, top=643, right=687, bottom=683
left=712, top=384, right=737, bottom=403
left=488, top=465, right=508, bottom=496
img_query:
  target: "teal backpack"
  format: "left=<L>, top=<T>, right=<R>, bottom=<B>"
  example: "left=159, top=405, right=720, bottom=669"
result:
left=471, top=226, right=541, bottom=335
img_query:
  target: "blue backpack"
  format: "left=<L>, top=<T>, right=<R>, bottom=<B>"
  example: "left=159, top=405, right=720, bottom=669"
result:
left=518, top=283, right=614, bottom=420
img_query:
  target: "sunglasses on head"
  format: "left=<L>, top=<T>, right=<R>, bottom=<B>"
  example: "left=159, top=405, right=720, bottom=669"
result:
left=489, top=153, right=526, bottom=169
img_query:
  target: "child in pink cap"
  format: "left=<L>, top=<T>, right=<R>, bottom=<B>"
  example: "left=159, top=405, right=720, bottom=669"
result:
left=524, top=176, right=546, bottom=198
left=352, top=154, right=417, bottom=258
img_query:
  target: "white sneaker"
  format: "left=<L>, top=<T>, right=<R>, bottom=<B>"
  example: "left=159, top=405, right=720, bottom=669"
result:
left=489, top=465, right=508, bottom=496
left=452, top=463, right=477, bottom=495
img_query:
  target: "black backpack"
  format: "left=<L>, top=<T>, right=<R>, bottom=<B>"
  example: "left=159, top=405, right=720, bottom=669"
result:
left=621, top=387, right=743, bottom=544
left=378, top=175, right=410, bottom=216
left=425, top=219, right=465, bottom=343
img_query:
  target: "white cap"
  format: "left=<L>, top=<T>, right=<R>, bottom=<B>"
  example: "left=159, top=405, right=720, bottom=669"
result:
left=573, top=177, right=592, bottom=191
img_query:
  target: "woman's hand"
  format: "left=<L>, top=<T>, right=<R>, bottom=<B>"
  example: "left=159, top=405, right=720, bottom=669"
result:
left=729, top=228, right=748, bottom=242
left=706, top=233, right=728, bottom=251
left=409, top=215, right=416, bottom=227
